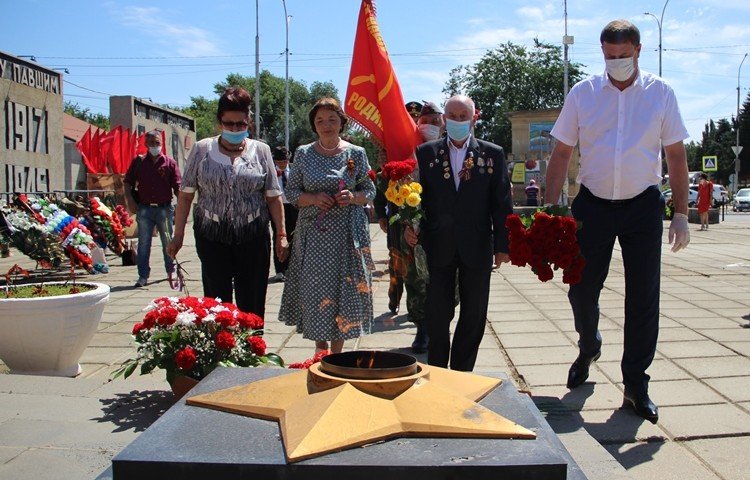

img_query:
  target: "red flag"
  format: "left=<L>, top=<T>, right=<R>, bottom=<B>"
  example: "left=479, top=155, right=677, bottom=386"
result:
left=110, top=126, right=123, bottom=173
left=76, top=126, right=97, bottom=173
left=90, top=129, right=103, bottom=173
left=345, top=0, right=419, bottom=163
left=116, top=127, right=131, bottom=174
left=99, top=130, right=114, bottom=174
left=136, top=132, right=147, bottom=156
left=125, top=129, right=138, bottom=171
left=113, top=126, right=123, bottom=173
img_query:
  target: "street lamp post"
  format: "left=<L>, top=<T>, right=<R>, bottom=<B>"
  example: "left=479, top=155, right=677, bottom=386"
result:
left=644, top=0, right=670, bottom=77
left=254, top=0, right=261, bottom=140
left=734, top=53, right=748, bottom=195
left=282, top=0, right=291, bottom=150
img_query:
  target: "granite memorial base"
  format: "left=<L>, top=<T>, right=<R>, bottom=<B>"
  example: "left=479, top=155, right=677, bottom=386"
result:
left=108, top=367, right=587, bottom=480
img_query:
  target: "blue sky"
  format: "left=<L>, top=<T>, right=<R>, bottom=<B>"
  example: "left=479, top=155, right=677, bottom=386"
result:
left=3, top=0, right=749, bottom=142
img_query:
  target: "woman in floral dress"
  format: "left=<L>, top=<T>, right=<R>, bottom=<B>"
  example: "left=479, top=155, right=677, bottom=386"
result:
left=279, top=98, right=376, bottom=354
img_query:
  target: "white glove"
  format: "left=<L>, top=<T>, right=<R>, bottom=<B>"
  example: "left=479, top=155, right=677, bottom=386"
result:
left=668, top=213, right=689, bottom=253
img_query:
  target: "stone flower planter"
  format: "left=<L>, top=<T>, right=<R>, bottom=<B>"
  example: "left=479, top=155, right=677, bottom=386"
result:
left=0, top=282, right=110, bottom=377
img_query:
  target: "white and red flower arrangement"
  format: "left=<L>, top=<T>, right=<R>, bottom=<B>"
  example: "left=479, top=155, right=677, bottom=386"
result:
left=89, top=197, right=126, bottom=255
left=113, top=296, right=284, bottom=383
left=505, top=208, right=585, bottom=284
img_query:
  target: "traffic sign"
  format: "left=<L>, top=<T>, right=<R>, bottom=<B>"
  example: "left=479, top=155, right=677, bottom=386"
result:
left=732, top=146, right=743, bottom=156
left=702, top=155, right=718, bottom=172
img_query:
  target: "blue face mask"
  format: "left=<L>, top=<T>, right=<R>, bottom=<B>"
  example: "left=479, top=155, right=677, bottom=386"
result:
left=445, top=119, right=471, bottom=142
left=221, top=129, right=249, bottom=144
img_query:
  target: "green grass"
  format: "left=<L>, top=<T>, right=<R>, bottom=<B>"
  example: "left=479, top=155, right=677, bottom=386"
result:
left=3, top=284, right=95, bottom=298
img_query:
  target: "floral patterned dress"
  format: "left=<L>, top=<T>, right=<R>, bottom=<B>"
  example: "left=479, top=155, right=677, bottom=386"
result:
left=279, top=143, right=376, bottom=341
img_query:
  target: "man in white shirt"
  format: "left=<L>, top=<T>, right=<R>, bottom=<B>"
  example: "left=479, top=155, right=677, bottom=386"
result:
left=545, top=19, right=690, bottom=424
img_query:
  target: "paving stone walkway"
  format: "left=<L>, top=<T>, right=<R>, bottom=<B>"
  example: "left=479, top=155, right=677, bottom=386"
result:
left=1, top=213, right=750, bottom=479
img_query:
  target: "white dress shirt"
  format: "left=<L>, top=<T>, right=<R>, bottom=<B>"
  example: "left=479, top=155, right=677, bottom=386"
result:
left=551, top=70, right=689, bottom=200
left=447, top=135, right=471, bottom=190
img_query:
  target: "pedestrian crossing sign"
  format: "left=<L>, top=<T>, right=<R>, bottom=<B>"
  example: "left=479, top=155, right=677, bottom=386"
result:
left=702, top=155, right=718, bottom=172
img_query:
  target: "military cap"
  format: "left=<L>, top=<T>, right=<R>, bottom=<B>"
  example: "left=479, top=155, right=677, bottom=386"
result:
left=405, top=101, right=423, bottom=120
left=420, top=101, right=442, bottom=116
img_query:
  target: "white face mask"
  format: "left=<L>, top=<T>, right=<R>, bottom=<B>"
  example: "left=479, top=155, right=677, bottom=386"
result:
left=148, top=146, right=162, bottom=157
left=605, top=57, right=635, bottom=82
left=418, top=124, right=441, bottom=142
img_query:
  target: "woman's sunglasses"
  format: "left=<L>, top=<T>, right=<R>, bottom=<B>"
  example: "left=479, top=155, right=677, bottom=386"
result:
left=221, top=120, right=249, bottom=129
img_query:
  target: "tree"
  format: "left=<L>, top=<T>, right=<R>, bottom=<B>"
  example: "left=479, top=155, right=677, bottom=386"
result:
left=739, top=91, right=750, bottom=182
left=177, top=71, right=339, bottom=152
left=64, top=101, right=110, bottom=131
left=693, top=118, right=736, bottom=185
left=443, top=39, right=585, bottom=150
left=177, top=96, right=219, bottom=141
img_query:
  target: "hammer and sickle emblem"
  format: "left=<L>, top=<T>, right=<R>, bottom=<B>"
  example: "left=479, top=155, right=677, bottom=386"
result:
left=351, top=74, right=375, bottom=86
left=349, top=72, right=394, bottom=101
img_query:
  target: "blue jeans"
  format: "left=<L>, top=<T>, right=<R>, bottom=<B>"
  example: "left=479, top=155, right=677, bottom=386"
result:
left=136, top=204, right=174, bottom=280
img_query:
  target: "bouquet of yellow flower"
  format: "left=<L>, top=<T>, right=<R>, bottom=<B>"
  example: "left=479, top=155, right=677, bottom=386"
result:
left=384, top=178, right=423, bottom=222
left=382, top=158, right=422, bottom=224
left=382, top=159, right=428, bottom=278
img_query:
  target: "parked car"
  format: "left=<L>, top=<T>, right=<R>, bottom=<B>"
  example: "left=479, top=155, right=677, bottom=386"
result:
left=689, top=184, right=729, bottom=207
left=733, top=188, right=750, bottom=212
left=663, top=188, right=697, bottom=207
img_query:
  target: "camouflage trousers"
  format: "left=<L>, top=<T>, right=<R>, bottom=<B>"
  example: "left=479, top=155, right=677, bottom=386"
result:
left=388, top=247, right=428, bottom=325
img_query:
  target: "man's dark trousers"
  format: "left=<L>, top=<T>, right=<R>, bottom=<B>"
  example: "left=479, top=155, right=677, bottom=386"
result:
left=271, top=203, right=298, bottom=274
left=426, top=253, right=491, bottom=371
left=568, top=185, right=664, bottom=395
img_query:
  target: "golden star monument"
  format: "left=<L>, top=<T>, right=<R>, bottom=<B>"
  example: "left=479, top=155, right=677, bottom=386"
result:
left=187, top=362, right=536, bottom=462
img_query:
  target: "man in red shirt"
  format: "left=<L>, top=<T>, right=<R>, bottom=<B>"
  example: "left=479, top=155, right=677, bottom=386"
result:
left=124, top=130, right=182, bottom=287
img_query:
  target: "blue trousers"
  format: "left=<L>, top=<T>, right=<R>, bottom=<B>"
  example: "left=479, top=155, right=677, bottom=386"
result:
left=569, top=185, right=664, bottom=395
left=136, top=204, right=174, bottom=280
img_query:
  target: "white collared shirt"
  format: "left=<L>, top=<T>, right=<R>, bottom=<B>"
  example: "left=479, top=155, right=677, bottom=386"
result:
left=551, top=69, right=689, bottom=200
left=447, top=135, right=471, bottom=190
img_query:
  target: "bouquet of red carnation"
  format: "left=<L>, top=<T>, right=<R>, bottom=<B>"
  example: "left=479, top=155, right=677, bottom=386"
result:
left=112, top=296, right=284, bottom=382
left=288, top=350, right=331, bottom=369
left=114, top=205, right=133, bottom=228
left=505, top=207, right=585, bottom=284
left=381, top=158, right=417, bottom=182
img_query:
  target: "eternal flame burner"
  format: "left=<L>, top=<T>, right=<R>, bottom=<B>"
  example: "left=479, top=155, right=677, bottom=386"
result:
left=186, top=350, right=536, bottom=462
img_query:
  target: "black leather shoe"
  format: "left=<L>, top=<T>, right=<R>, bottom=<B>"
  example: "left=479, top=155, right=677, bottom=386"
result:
left=566, top=350, right=601, bottom=389
left=622, top=390, right=659, bottom=424
left=388, top=302, right=399, bottom=314
left=411, top=324, right=429, bottom=354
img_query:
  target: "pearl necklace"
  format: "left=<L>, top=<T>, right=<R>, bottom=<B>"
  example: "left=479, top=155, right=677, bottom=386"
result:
left=317, top=139, right=341, bottom=152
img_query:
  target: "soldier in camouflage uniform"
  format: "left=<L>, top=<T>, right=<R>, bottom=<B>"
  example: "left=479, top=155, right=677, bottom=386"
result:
left=374, top=101, right=444, bottom=353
